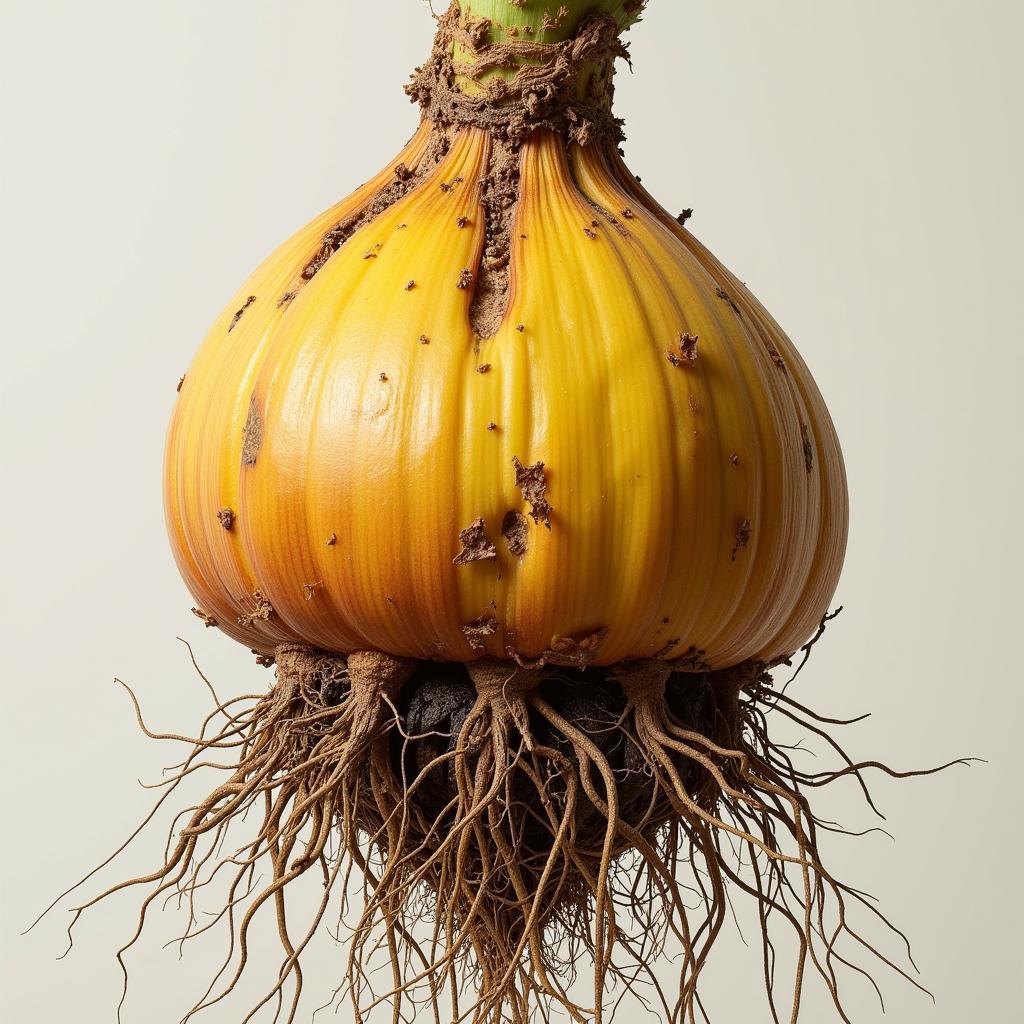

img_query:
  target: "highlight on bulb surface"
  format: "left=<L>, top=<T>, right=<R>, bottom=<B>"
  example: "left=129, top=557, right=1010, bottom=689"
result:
left=42, top=4, right=956, bottom=1023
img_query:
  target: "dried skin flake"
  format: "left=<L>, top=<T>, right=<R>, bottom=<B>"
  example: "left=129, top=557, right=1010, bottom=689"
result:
left=801, top=422, right=814, bottom=473
left=668, top=332, right=698, bottom=367
left=228, top=295, right=256, bottom=332
left=241, top=396, right=263, bottom=466
left=462, top=612, right=499, bottom=651
left=732, top=519, right=753, bottom=561
left=191, top=607, right=217, bottom=628
left=453, top=518, right=498, bottom=566
left=501, top=510, right=528, bottom=557
left=238, top=590, right=274, bottom=627
left=513, top=456, right=552, bottom=529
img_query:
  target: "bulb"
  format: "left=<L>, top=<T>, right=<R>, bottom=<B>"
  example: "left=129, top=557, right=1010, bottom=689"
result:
left=167, top=9, right=846, bottom=673
left=81, top=7, right=898, bottom=1024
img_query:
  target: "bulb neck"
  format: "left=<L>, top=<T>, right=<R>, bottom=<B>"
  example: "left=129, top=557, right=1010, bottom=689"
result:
left=408, top=1, right=643, bottom=148
left=449, top=1, right=645, bottom=91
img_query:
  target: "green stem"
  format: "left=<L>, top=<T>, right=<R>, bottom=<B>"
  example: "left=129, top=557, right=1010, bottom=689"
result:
left=450, top=1, right=645, bottom=92
left=460, top=1, right=645, bottom=46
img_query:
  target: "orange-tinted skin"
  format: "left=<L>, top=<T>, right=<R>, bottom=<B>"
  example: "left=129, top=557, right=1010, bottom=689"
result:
left=165, top=123, right=848, bottom=668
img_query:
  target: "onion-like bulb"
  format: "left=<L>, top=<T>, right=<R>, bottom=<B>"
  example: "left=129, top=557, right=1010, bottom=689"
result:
left=167, top=4, right=846, bottom=672
left=73, top=7, right=913, bottom=1024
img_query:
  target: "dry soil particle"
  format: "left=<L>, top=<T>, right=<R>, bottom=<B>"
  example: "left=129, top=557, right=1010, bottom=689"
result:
left=677, top=209, right=693, bottom=226
left=715, top=286, right=741, bottom=316
left=462, top=612, right=499, bottom=651
left=453, top=517, right=498, bottom=566
left=667, top=331, right=698, bottom=366
left=457, top=269, right=474, bottom=290
left=801, top=422, right=814, bottom=473
left=731, top=518, right=753, bottom=561
left=513, top=456, right=552, bottom=528
left=501, top=509, right=529, bottom=556
left=176, top=375, right=186, bottom=393
left=241, top=396, right=263, bottom=466
left=228, top=295, right=256, bottom=332
left=294, top=131, right=453, bottom=290
left=217, top=507, right=235, bottom=531
left=653, top=636, right=683, bottom=659
left=191, top=607, right=217, bottom=628
left=326, top=532, right=338, bottom=546
left=238, top=590, right=274, bottom=628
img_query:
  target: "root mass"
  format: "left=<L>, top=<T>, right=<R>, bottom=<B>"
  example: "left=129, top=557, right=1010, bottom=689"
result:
left=46, top=640, right=959, bottom=1024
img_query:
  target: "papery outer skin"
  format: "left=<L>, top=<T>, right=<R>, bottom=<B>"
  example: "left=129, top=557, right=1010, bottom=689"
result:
left=165, top=122, right=848, bottom=669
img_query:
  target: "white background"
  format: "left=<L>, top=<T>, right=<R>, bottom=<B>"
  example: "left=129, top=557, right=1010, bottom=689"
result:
left=2, top=1, right=1021, bottom=1021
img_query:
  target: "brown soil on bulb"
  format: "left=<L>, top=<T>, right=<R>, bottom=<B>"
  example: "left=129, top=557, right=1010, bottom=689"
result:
left=39, top=625, right=967, bottom=1024
left=406, top=8, right=628, bottom=150
left=285, top=11, right=634, bottom=339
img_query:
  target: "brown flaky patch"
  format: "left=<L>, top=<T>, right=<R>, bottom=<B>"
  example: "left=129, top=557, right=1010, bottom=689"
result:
left=462, top=612, right=499, bottom=651
left=501, top=509, right=529, bottom=557
left=801, top=421, right=814, bottom=473
left=668, top=331, right=699, bottom=366
left=241, top=395, right=262, bottom=466
left=190, top=607, right=217, bottom=628
left=512, top=455, right=552, bottom=528
left=228, top=295, right=256, bottom=332
left=453, top=517, right=498, bottom=566
left=286, top=131, right=454, bottom=299
left=470, top=133, right=520, bottom=338
left=217, top=508, right=234, bottom=531
left=237, top=590, right=274, bottom=628
left=732, top=517, right=753, bottom=561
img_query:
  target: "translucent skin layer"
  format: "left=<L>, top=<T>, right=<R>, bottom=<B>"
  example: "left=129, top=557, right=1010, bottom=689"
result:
left=165, top=123, right=847, bottom=668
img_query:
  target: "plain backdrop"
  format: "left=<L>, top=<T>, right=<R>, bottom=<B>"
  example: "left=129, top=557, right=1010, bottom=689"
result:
left=2, top=1, right=1022, bottom=1021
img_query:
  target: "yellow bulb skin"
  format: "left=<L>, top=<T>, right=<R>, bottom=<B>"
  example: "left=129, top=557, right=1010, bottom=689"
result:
left=165, top=122, right=847, bottom=669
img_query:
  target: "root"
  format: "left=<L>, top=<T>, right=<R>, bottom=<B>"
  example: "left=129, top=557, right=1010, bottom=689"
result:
left=36, top=635, right=970, bottom=1023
